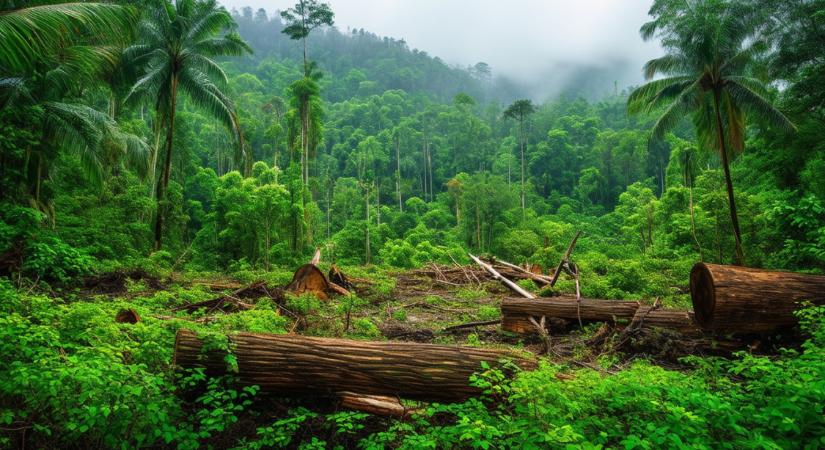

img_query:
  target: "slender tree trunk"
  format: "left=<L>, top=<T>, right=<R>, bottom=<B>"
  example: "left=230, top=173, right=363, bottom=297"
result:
left=154, top=75, right=179, bottom=251
left=376, top=181, right=380, bottom=226
left=687, top=174, right=703, bottom=260
left=427, top=141, right=433, bottom=201
left=712, top=89, right=744, bottom=265
left=396, top=138, right=402, bottom=211
left=365, top=184, right=371, bottom=265
left=147, top=113, right=163, bottom=201
left=519, top=120, right=526, bottom=219
left=35, top=155, right=42, bottom=206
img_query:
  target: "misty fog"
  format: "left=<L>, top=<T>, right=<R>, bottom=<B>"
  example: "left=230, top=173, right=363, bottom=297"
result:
left=219, top=0, right=662, bottom=101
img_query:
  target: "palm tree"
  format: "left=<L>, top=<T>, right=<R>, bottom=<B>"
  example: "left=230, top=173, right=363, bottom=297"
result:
left=1, top=2, right=146, bottom=210
left=628, top=0, right=794, bottom=265
left=125, top=0, right=251, bottom=250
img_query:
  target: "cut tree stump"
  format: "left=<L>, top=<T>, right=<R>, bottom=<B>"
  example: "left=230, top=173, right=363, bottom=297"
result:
left=690, top=263, right=825, bottom=333
left=115, top=308, right=141, bottom=324
left=501, top=296, right=639, bottom=333
left=173, top=329, right=536, bottom=403
left=286, top=264, right=330, bottom=300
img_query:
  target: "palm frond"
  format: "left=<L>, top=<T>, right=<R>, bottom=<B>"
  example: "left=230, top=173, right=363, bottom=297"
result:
left=0, top=2, right=137, bottom=73
left=726, top=79, right=796, bottom=133
left=627, top=76, right=694, bottom=115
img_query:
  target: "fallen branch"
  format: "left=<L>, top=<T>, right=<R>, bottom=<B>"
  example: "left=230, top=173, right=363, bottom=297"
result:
left=442, top=319, right=501, bottom=332
left=549, top=231, right=582, bottom=287
left=469, top=253, right=535, bottom=299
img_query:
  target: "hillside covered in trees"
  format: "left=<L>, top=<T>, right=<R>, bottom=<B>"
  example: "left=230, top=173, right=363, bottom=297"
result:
left=1, top=0, right=824, bottom=448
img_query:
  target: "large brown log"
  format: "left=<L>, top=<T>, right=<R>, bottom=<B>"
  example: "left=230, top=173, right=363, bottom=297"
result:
left=690, top=263, right=825, bottom=333
left=501, top=296, right=640, bottom=333
left=173, top=329, right=536, bottom=403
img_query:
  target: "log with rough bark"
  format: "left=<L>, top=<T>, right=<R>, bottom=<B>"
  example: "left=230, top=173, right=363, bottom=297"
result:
left=469, top=253, right=535, bottom=299
left=690, top=263, right=825, bottom=333
left=501, top=296, right=640, bottom=333
left=173, top=329, right=536, bottom=403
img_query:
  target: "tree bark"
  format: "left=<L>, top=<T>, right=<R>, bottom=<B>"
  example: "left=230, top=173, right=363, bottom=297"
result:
left=690, top=263, right=825, bottom=333
left=396, top=137, right=402, bottom=211
left=501, top=297, right=640, bottom=333
left=173, top=329, right=536, bottom=403
left=712, top=89, right=744, bottom=265
left=154, top=74, right=178, bottom=250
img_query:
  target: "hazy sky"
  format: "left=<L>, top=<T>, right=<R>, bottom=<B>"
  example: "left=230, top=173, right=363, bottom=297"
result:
left=219, top=0, right=662, bottom=100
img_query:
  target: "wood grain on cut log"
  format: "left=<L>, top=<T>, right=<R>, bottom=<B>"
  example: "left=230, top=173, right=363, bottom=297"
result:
left=690, top=263, right=825, bottom=333
left=337, top=392, right=413, bottom=417
left=173, top=329, right=536, bottom=403
left=501, top=296, right=639, bottom=334
left=286, top=264, right=330, bottom=300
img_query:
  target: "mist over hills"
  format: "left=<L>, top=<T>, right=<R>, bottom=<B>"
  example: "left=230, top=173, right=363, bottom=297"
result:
left=229, top=7, right=639, bottom=104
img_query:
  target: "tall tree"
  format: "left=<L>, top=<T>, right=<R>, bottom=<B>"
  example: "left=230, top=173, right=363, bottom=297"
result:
left=503, top=99, right=536, bottom=219
left=126, top=0, right=251, bottom=250
left=280, top=0, right=334, bottom=77
left=628, top=0, right=794, bottom=264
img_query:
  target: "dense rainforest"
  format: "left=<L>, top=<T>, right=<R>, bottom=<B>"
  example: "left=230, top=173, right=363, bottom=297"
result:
left=1, top=0, right=824, bottom=448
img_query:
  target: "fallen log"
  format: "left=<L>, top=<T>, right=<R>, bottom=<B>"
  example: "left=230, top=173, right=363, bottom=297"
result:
left=173, top=329, right=536, bottom=403
left=501, top=296, right=639, bottom=334
left=469, top=253, right=535, bottom=299
left=173, top=281, right=273, bottom=313
left=690, top=263, right=825, bottom=333
left=337, top=392, right=414, bottom=417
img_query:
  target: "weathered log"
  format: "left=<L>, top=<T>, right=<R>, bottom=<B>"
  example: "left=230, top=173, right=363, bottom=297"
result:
left=690, top=263, right=825, bottom=333
left=469, top=253, right=535, bottom=298
left=337, top=392, right=414, bottom=417
left=501, top=296, right=640, bottom=333
left=173, top=329, right=536, bottom=403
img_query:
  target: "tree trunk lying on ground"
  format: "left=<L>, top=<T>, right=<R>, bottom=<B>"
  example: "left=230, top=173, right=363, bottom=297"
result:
left=501, top=296, right=640, bottom=333
left=336, top=391, right=415, bottom=417
left=174, top=329, right=536, bottom=403
left=690, top=263, right=825, bottom=333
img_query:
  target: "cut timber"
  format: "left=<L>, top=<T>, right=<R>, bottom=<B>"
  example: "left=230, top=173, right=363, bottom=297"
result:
left=173, top=329, right=536, bottom=403
left=286, top=264, right=330, bottom=300
left=469, top=253, right=535, bottom=299
left=690, top=263, right=825, bottom=333
left=625, top=306, right=701, bottom=336
left=337, top=392, right=413, bottom=417
left=501, top=296, right=639, bottom=333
